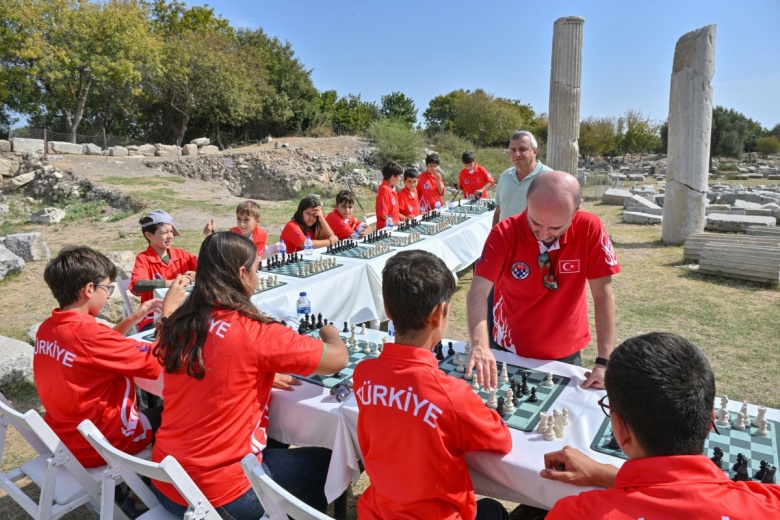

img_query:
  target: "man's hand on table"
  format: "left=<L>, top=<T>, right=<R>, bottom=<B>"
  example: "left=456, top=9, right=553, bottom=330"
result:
left=541, top=446, right=618, bottom=488
left=273, top=374, right=302, bottom=391
left=466, top=341, right=498, bottom=390
left=581, top=365, right=606, bottom=389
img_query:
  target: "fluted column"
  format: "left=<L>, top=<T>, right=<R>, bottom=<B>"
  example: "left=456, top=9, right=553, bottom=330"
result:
left=661, top=25, right=717, bottom=245
left=547, top=16, right=584, bottom=177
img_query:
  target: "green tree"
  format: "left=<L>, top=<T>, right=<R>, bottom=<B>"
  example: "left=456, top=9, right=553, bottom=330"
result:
left=380, top=92, right=417, bottom=127
left=332, top=94, right=380, bottom=135
left=367, top=118, right=423, bottom=165
left=756, top=136, right=780, bottom=156
left=423, top=91, right=467, bottom=134
left=620, top=110, right=661, bottom=161
left=452, top=90, right=531, bottom=147
left=770, top=123, right=780, bottom=140
left=0, top=0, right=160, bottom=142
left=710, top=106, right=764, bottom=159
left=149, top=0, right=234, bottom=37
left=579, top=116, right=621, bottom=162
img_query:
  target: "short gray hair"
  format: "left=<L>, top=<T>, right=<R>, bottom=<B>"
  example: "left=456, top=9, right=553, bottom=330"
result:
left=509, top=130, right=538, bottom=149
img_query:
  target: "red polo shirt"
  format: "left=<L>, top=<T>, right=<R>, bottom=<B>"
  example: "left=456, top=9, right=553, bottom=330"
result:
left=130, top=246, right=198, bottom=329
left=34, top=309, right=161, bottom=467
left=416, top=171, right=443, bottom=212
left=458, top=164, right=494, bottom=198
left=326, top=209, right=359, bottom=240
left=229, top=225, right=267, bottom=260
left=152, top=311, right=324, bottom=507
left=280, top=220, right=308, bottom=252
left=548, top=455, right=780, bottom=519
left=375, top=179, right=399, bottom=229
left=354, top=343, right=511, bottom=520
left=475, top=210, right=620, bottom=359
left=397, top=187, right=421, bottom=218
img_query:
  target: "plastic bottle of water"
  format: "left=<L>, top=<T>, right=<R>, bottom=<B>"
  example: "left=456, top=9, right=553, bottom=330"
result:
left=386, top=216, right=394, bottom=233
left=447, top=200, right=455, bottom=213
left=277, top=239, right=287, bottom=257
left=352, top=220, right=366, bottom=239
left=435, top=201, right=442, bottom=212
left=296, top=292, right=311, bottom=322
left=304, top=235, right=313, bottom=255
left=387, top=320, right=395, bottom=340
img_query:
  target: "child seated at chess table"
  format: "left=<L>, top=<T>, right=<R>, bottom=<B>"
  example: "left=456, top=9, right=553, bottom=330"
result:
left=539, top=332, right=780, bottom=519
left=280, top=194, right=338, bottom=252
left=353, top=249, right=513, bottom=520
left=203, top=200, right=268, bottom=260
left=326, top=189, right=372, bottom=240
left=150, top=232, right=348, bottom=519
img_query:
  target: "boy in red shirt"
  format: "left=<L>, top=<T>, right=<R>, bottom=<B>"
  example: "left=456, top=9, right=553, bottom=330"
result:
left=354, top=250, right=512, bottom=520
left=326, top=190, right=373, bottom=240
left=459, top=151, right=495, bottom=199
left=541, top=333, right=780, bottom=519
left=131, top=209, right=198, bottom=331
left=34, top=246, right=174, bottom=467
left=416, top=153, right=445, bottom=212
left=375, top=161, right=402, bottom=229
left=203, top=201, right=268, bottom=260
left=397, top=168, right=421, bottom=220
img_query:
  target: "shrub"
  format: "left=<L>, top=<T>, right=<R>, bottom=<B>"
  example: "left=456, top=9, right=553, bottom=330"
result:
left=756, top=136, right=780, bottom=156
left=367, top=118, right=423, bottom=166
left=717, top=162, right=738, bottom=172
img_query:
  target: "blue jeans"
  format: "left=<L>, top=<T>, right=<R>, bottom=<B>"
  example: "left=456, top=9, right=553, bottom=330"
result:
left=153, top=447, right=332, bottom=519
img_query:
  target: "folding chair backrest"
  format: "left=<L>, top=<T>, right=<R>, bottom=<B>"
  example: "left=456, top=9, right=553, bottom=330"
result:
left=78, top=419, right=220, bottom=520
left=240, top=453, right=334, bottom=520
left=0, top=394, right=103, bottom=520
left=116, top=276, right=138, bottom=336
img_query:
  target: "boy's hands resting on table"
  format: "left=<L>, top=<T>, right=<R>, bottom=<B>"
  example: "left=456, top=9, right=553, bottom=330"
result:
left=540, top=446, right=618, bottom=488
left=273, top=374, right=302, bottom=391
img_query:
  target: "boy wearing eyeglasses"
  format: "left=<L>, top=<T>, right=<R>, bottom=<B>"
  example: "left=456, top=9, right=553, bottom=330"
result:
left=541, top=333, right=780, bottom=518
left=34, top=246, right=178, bottom=467
left=353, top=250, right=512, bottom=520
left=467, top=170, right=620, bottom=391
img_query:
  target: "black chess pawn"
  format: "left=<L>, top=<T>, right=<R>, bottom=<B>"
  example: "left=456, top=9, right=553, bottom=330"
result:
left=711, top=447, right=724, bottom=469
left=435, top=342, right=444, bottom=361
left=342, top=321, right=349, bottom=333
left=447, top=342, right=454, bottom=356
left=521, top=379, right=529, bottom=395
left=496, top=397, right=505, bottom=415
left=316, top=313, right=323, bottom=329
left=527, top=387, right=538, bottom=403
left=323, top=319, right=329, bottom=326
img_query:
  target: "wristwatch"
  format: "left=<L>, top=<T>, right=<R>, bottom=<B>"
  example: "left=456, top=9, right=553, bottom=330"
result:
left=595, top=357, right=609, bottom=367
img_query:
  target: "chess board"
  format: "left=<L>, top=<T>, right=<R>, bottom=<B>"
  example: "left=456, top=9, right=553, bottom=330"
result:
left=254, top=280, right=287, bottom=293
left=384, top=234, right=425, bottom=248
left=591, top=412, right=780, bottom=481
left=140, top=331, right=156, bottom=342
left=321, top=244, right=395, bottom=259
left=423, top=214, right=469, bottom=225
left=455, top=204, right=491, bottom=215
left=438, top=357, right=571, bottom=432
left=262, top=259, right=342, bottom=278
left=293, top=333, right=383, bottom=388
left=419, top=222, right=453, bottom=236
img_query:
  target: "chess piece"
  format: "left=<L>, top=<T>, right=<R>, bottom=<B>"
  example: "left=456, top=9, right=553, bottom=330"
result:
left=464, top=368, right=472, bottom=380
left=363, top=341, right=371, bottom=354
left=544, top=372, right=554, bottom=386
left=756, top=418, right=769, bottom=437
left=740, top=401, right=750, bottom=424
left=498, top=362, right=509, bottom=383
left=447, top=342, right=455, bottom=356
left=537, top=412, right=548, bottom=434
left=486, top=389, right=498, bottom=409
left=527, top=388, right=538, bottom=403
left=733, top=454, right=750, bottom=481
left=471, top=374, right=480, bottom=389
left=711, top=447, right=724, bottom=469
left=606, top=433, right=620, bottom=450
left=732, top=412, right=747, bottom=430
left=361, top=323, right=366, bottom=335
left=716, top=407, right=731, bottom=426
left=543, top=416, right=556, bottom=441
left=521, top=378, right=529, bottom=396
left=553, top=415, right=565, bottom=438
left=562, top=408, right=570, bottom=426
left=756, top=460, right=769, bottom=480
left=342, top=321, right=349, bottom=333
left=504, top=389, right=516, bottom=413
left=753, top=406, right=767, bottom=428
left=762, top=466, right=777, bottom=484
left=496, top=397, right=505, bottom=415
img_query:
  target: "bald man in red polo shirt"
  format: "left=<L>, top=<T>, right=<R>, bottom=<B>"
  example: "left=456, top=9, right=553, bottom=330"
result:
left=466, top=170, right=620, bottom=390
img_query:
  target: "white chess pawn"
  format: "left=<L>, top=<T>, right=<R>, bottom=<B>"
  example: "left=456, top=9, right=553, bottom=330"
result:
left=554, top=415, right=565, bottom=438
left=498, top=362, right=509, bottom=383
left=464, top=368, right=473, bottom=380
left=757, top=418, right=769, bottom=437
left=544, top=372, right=554, bottom=386
left=543, top=416, right=556, bottom=441
left=363, top=341, right=371, bottom=354
left=562, top=408, right=570, bottom=426
left=504, top=389, right=516, bottom=413
left=361, top=324, right=366, bottom=335
left=733, top=411, right=747, bottom=430
left=471, top=375, right=480, bottom=390
left=716, top=407, right=731, bottom=426
left=455, top=358, right=465, bottom=373
left=537, top=412, right=548, bottom=434
left=754, top=406, right=767, bottom=428
left=486, top=389, right=498, bottom=409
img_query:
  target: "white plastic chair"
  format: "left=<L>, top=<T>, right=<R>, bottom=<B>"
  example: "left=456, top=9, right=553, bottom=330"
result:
left=116, top=276, right=138, bottom=336
left=78, top=419, right=220, bottom=520
left=0, top=393, right=108, bottom=520
left=240, top=453, right=334, bottom=520
left=265, top=243, right=278, bottom=258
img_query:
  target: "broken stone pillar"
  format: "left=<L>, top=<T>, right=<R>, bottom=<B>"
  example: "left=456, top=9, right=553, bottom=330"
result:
left=661, top=25, right=716, bottom=245
left=547, top=16, right=584, bottom=177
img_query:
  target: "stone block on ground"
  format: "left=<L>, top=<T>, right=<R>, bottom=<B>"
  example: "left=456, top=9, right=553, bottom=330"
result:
left=705, top=213, right=776, bottom=233
left=698, top=243, right=780, bottom=283
left=623, top=211, right=662, bottom=225
left=182, top=143, right=198, bottom=156
left=11, top=138, right=45, bottom=154
left=0, top=140, right=10, bottom=152
left=0, top=336, right=33, bottom=386
left=746, top=225, right=780, bottom=237
left=154, top=144, right=179, bottom=156
left=624, top=194, right=662, bottom=210
left=138, top=144, right=157, bottom=156
left=199, top=145, right=219, bottom=155
left=5, top=171, right=36, bottom=190
left=191, top=137, right=210, bottom=146
left=49, top=141, right=83, bottom=155
left=261, top=135, right=272, bottom=144
left=30, top=207, right=66, bottom=224
left=105, top=250, right=136, bottom=279
left=682, top=232, right=780, bottom=262
left=602, top=188, right=634, bottom=205
left=4, top=233, right=50, bottom=261
left=0, top=245, right=25, bottom=280
left=108, top=146, right=128, bottom=157
left=82, top=143, right=102, bottom=155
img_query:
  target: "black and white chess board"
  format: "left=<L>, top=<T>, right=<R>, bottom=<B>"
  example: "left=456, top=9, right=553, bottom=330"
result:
left=264, top=259, right=342, bottom=278
left=591, top=411, right=780, bottom=482
left=321, top=244, right=395, bottom=260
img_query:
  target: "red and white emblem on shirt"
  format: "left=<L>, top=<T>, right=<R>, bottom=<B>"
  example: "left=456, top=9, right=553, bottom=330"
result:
left=559, top=260, right=580, bottom=274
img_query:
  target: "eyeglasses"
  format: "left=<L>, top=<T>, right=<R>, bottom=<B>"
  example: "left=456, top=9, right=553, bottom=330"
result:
left=598, top=395, right=612, bottom=417
left=537, top=252, right=558, bottom=290
left=95, top=283, right=115, bottom=297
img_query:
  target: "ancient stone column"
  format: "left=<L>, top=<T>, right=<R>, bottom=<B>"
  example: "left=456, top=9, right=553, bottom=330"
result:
left=662, top=25, right=716, bottom=245
left=547, top=16, right=584, bottom=177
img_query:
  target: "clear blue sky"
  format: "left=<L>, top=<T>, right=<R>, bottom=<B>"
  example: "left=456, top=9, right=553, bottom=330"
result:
left=194, top=0, right=780, bottom=130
